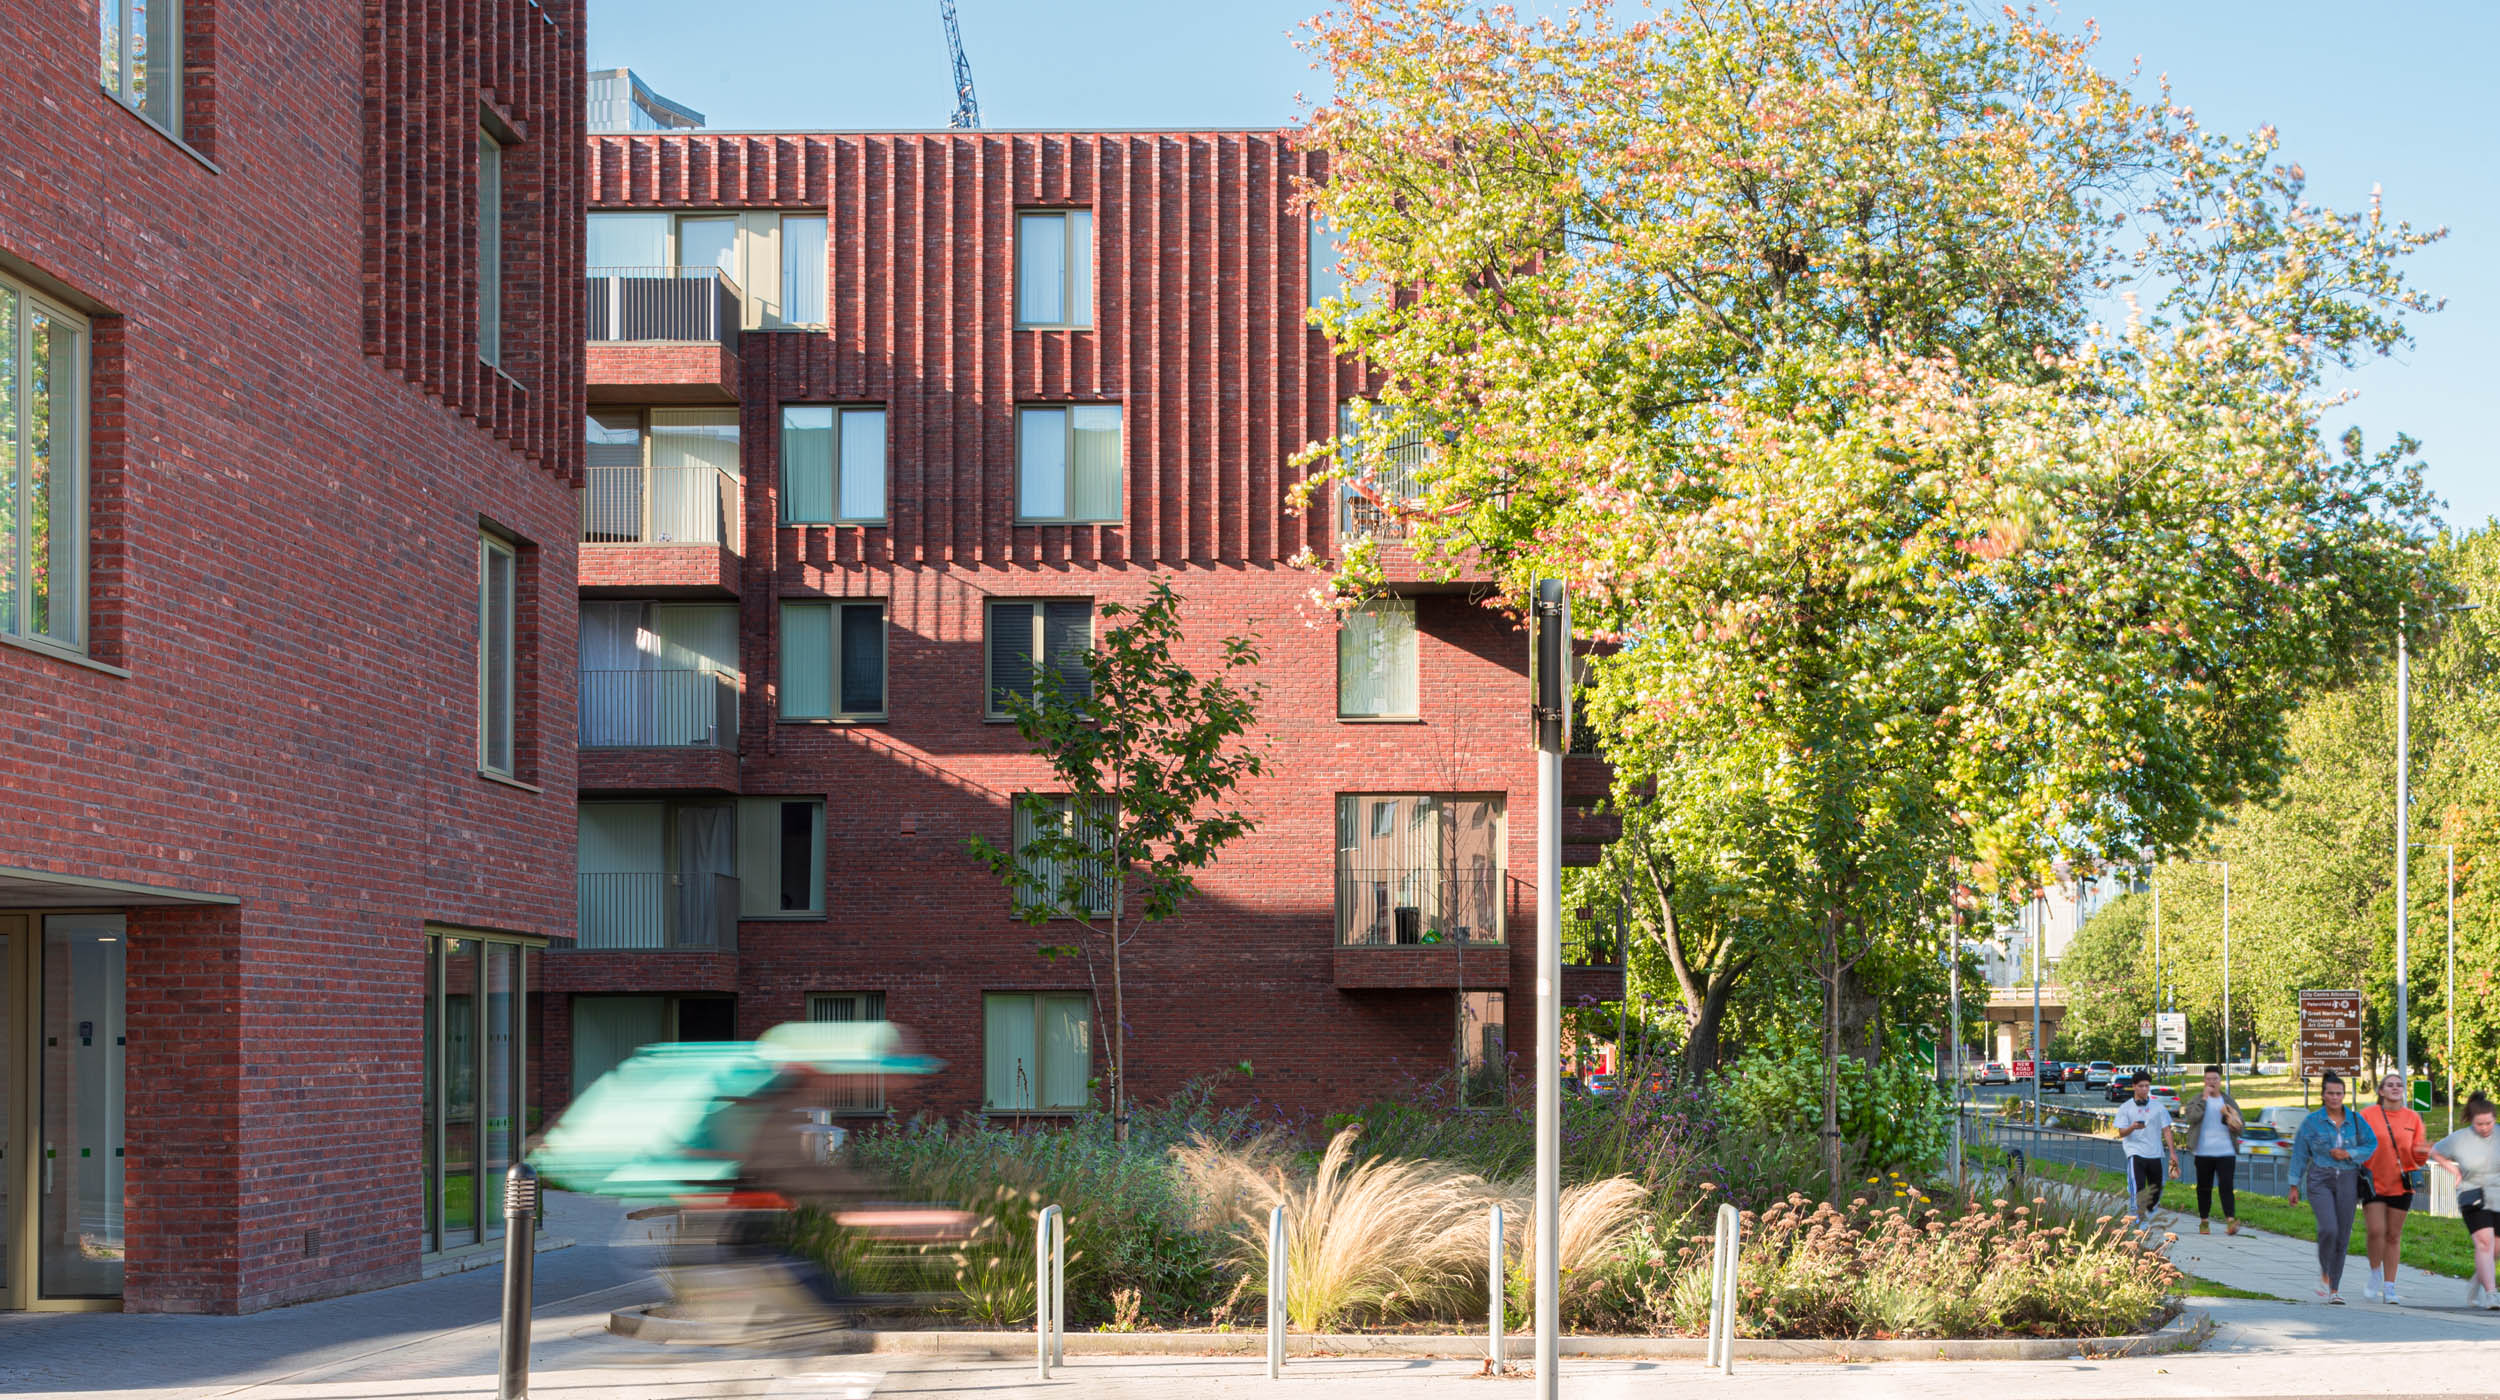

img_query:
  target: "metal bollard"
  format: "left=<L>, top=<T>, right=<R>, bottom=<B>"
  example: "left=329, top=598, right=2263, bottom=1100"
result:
left=1488, top=1203, right=1505, bottom=1370
left=1267, top=1204, right=1288, bottom=1379
left=1034, top=1205, right=1064, bottom=1379
left=499, top=1163, right=538, bottom=1400
left=1704, top=1202, right=1738, bottom=1376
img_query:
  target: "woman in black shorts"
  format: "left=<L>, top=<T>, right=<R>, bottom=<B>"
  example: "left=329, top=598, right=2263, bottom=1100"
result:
left=2429, top=1092, right=2500, bottom=1310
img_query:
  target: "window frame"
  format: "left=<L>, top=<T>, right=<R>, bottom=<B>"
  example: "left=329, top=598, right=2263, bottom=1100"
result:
left=737, top=795, right=826, bottom=919
left=1011, top=793, right=1117, bottom=919
left=0, top=276, right=92, bottom=655
left=778, top=404, right=888, bottom=525
left=97, top=0, right=183, bottom=140
left=779, top=213, right=829, bottom=327
left=419, top=926, right=543, bottom=1256
left=476, top=532, right=519, bottom=778
left=1014, top=208, right=1095, bottom=330
left=806, top=991, right=890, bottom=1115
left=778, top=597, right=890, bottom=723
left=477, top=125, right=504, bottom=367
left=983, top=598, right=1094, bottom=721
left=584, top=211, right=747, bottom=283
left=1336, top=596, right=1420, bottom=721
left=1332, top=792, right=1509, bottom=947
left=982, top=991, right=1094, bottom=1114
left=1012, top=403, right=1123, bottom=525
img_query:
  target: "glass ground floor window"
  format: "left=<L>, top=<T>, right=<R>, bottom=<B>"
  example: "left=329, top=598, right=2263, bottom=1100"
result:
left=420, top=929, right=538, bottom=1255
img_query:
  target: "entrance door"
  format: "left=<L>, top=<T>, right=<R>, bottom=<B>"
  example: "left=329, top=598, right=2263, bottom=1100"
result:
left=2, top=913, right=127, bottom=1308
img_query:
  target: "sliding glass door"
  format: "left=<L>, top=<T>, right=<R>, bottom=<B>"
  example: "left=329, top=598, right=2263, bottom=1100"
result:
left=419, top=931, right=537, bottom=1256
left=2, top=913, right=127, bottom=1308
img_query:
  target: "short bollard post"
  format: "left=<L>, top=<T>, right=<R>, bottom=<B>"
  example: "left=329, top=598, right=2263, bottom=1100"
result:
left=1488, top=1203, right=1505, bottom=1370
left=1050, top=1206, right=1065, bottom=1368
left=498, top=1163, right=538, bottom=1400
left=1709, top=1203, right=1739, bottom=1377
left=1267, top=1204, right=1288, bottom=1379
left=1035, top=1205, right=1063, bottom=1380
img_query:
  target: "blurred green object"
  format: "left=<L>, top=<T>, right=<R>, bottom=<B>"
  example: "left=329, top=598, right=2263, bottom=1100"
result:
left=2413, top=1078, right=2435, bottom=1112
left=531, top=1021, right=940, bottom=1197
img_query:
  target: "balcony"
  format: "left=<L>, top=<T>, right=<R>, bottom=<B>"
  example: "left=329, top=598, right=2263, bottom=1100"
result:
left=586, top=266, right=741, bottom=403
left=579, top=461, right=743, bottom=596
left=1334, top=866, right=1509, bottom=989
left=573, top=872, right=738, bottom=952
left=1562, top=915, right=1627, bottom=1004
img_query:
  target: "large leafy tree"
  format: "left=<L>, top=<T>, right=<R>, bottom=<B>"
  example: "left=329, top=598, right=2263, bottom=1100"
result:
left=968, top=581, right=1266, bottom=1145
left=1300, top=0, right=2446, bottom=1194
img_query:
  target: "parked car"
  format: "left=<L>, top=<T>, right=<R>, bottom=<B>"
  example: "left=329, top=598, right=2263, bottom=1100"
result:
left=2040, top=1061, right=2070, bottom=1094
left=2084, top=1060, right=2116, bottom=1089
left=1980, top=1061, right=2012, bottom=1085
left=2238, top=1119, right=2288, bottom=1157
left=2259, top=1105, right=2310, bottom=1137
left=2148, top=1084, right=2181, bottom=1107
left=1586, top=1073, right=1621, bottom=1099
left=2063, top=1062, right=2089, bottom=1084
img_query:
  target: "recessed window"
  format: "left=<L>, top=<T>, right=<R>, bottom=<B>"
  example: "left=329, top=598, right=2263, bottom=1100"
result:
left=578, top=601, right=739, bottom=750
left=585, top=211, right=742, bottom=281
left=781, top=215, right=828, bottom=326
left=98, top=0, right=182, bottom=138
left=986, top=599, right=1092, bottom=718
left=1459, top=990, right=1507, bottom=1108
left=1309, top=212, right=1345, bottom=310
left=1012, top=794, right=1115, bottom=917
left=580, top=408, right=741, bottom=547
left=1334, top=794, right=1506, bottom=946
left=477, top=533, right=518, bottom=776
left=1015, top=405, right=1121, bottom=523
left=1337, top=597, right=1418, bottom=719
left=780, top=405, right=885, bottom=524
left=1016, top=209, right=1094, bottom=328
left=809, top=992, right=889, bottom=1113
left=0, top=278, right=90, bottom=652
left=738, top=797, right=825, bottom=917
left=983, top=992, right=1092, bottom=1112
left=478, top=127, right=504, bottom=367
left=780, top=599, right=887, bottom=721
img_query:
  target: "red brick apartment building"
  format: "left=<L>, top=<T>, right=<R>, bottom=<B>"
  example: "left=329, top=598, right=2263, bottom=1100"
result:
left=0, top=1, right=584, bottom=1310
left=556, top=130, right=1622, bottom=1128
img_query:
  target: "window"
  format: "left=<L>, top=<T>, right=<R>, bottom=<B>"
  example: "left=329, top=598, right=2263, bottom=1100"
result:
left=780, top=405, right=885, bottom=523
left=578, top=601, right=739, bottom=749
left=0, top=277, right=89, bottom=651
left=1337, top=402, right=1432, bottom=539
left=1308, top=212, right=1345, bottom=309
left=986, top=599, right=1092, bottom=717
left=808, top=992, right=889, bottom=1113
left=478, top=127, right=504, bottom=366
left=1459, top=991, right=1507, bottom=1108
left=579, top=409, right=741, bottom=547
left=1014, top=405, right=1121, bottom=523
left=781, top=215, right=828, bottom=326
left=477, top=533, right=518, bottom=776
left=1337, top=597, right=1418, bottom=718
left=678, top=215, right=738, bottom=280
left=1012, top=794, right=1115, bottom=917
left=1334, top=794, right=1506, bottom=946
left=577, top=801, right=737, bottom=949
left=586, top=212, right=669, bottom=273
left=983, top=992, right=1092, bottom=1112
left=780, top=599, right=886, bottom=720
left=98, top=0, right=182, bottom=137
left=738, top=796, right=825, bottom=917
left=1016, top=209, right=1093, bottom=328
left=421, top=930, right=538, bottom=1254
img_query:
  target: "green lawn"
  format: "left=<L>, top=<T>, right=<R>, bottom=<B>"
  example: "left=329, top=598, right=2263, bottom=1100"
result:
left=2013, top=1157, right=2475, bottom=1281
left=2175, top=1274, right=2284, bottom=1301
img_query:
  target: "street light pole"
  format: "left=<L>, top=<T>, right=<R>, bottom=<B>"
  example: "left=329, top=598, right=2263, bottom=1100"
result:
left=2449, top=842, right=2458, bottom=1132
left=2398, top=602, right=2411, bottom=1084
left=1949, top=901, right=1965, bottom=1189
left=2151, top=875, right=2163, bottom=1071
left=1530, top=579, right=1568, bottom=1400
left=2222, top=861, right=2232, bottom=1081
left=2031, top=894, right=2043, bottom=1116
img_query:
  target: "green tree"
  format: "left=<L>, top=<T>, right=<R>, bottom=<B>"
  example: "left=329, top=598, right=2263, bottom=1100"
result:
left=968, top=580, right=1266, bottom=1145
left=1300, top=0, right=2446, bottom=1195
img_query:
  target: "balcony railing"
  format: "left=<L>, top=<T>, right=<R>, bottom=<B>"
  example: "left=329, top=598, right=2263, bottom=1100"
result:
left=586, top=266, right=742, bottom=346
left=580, top=462, right=740, bottom=548
left=1563, top=917, right=1625, bottom=968
left=574, top=871, right=738, bottom=951
left=579, top=668, right=738, bottom=749
left=1338, top=433, right=1432, bottom=541
left=1336, top=866, right=1505, bottom=947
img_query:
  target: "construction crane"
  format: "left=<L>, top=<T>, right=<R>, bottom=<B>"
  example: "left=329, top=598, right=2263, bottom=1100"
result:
left=940, top=0, right=981, bottom=129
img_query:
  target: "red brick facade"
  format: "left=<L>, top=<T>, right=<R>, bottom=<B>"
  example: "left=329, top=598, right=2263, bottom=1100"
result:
left=0, top=0, right=583, bottom=1312
left=563, top=131, right=1619, bottom=1125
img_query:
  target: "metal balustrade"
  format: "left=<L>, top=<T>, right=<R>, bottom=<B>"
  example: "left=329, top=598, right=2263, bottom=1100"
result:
left=578, top=463, right=741, bottom=548
left=577, top=668, right=738, bottom=749
left=585, top=266, right=741, bottom=346
left=572, top=871, right=738, bottom=951
left=1334, top=867, right=1505, bottom=946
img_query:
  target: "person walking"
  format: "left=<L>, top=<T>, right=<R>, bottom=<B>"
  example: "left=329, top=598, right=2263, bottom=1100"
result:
left=2359, top=1070, right=2429, bottom=1304
left=2427, top=1092, right=2500, bottom=1310
left=2179, top=1065, right=2245, bottom=1236
left=2288, top=1070, right=2378, bottom=1304
left=2114, top=1070, right=2179, bottom=1223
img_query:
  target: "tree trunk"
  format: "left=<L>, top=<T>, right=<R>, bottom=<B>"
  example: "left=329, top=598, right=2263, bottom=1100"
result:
left=1822, top=913, right=1845, bottom=1201
left=1109, top=911, right=1129, bottom=1147
left=1837, top=963, right=1882, bottom=1063
left=1679, top=962, right=1745, bottom=1081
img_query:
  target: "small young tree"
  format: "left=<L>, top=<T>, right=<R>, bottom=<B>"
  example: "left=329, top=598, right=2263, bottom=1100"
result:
left=968, top=579, right=1265, bottom=1144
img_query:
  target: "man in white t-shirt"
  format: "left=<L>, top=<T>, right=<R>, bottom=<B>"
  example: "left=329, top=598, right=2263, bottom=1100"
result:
left=2114, top=1070, right=2180, bottom=1219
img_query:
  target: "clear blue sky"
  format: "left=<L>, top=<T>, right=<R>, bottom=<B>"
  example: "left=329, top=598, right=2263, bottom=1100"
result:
left=586, top=1, right=2495, bottom=530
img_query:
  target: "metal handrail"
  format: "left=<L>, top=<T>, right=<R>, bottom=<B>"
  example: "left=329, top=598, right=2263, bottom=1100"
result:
left=586, top=264, right=745, bottom=294
left=579, top=462, right=741, bottom=548
left=585, top=267, right=741, bottom=345
left=572, top=871, right=738, bottom=951
left=1562, top=917, right=1622, bottom=968
left=1334, top=866, right=1505, bottom=946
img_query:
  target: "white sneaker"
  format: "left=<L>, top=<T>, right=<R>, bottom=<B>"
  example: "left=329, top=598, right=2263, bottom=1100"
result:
left=2466, top=1283, right=2484, bottom=1309
left=2362, top=1277, right=2382, bottom=1302
left=2382, top=1285, right=2401, bottom=1306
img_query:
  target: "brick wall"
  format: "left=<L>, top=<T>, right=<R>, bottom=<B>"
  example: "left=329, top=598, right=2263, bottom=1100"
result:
left=0, top=0, right=583, bottom=1311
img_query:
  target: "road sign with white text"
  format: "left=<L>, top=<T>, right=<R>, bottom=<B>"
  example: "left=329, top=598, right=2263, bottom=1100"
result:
left=2298, top=990, right=2365, bottom=1077
left=2155, top=1012, right=2187, bottom=1054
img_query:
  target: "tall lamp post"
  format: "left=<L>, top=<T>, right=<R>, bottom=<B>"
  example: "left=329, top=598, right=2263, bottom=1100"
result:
left=2158, top=861, right=2229, bottom=1081
left=2397, top=601, right=2479, bottom=1087
left=2413, top=841, right=2458, bottom=1130
left=1530, top=579, right=1568, bottom=1400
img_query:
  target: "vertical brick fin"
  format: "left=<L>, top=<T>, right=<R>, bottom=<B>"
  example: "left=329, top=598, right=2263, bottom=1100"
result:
left=359, top=0, right=582, bottom=477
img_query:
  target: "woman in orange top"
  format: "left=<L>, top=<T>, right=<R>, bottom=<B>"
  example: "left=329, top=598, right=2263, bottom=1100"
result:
left=2361, top=1070, right=2430, bottom=1305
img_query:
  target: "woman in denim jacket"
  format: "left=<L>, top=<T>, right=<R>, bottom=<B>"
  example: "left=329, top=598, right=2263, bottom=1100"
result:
left=2288, top=1071, right=2379, bottom=1304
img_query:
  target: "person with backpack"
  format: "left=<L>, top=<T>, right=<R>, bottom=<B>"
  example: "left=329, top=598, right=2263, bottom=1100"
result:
left=2359, top=1070, right=2430, bottom=1304
left=2428, top=1091, right=2500, bottom=1310
left=2288, top=1070, right=2378, bottom=1304
left=2179, top=1065, right=2246, bottom=1236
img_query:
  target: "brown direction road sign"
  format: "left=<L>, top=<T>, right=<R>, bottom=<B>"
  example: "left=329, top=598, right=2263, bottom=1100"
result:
left=2298, top=990, right=2365, bottom=1077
